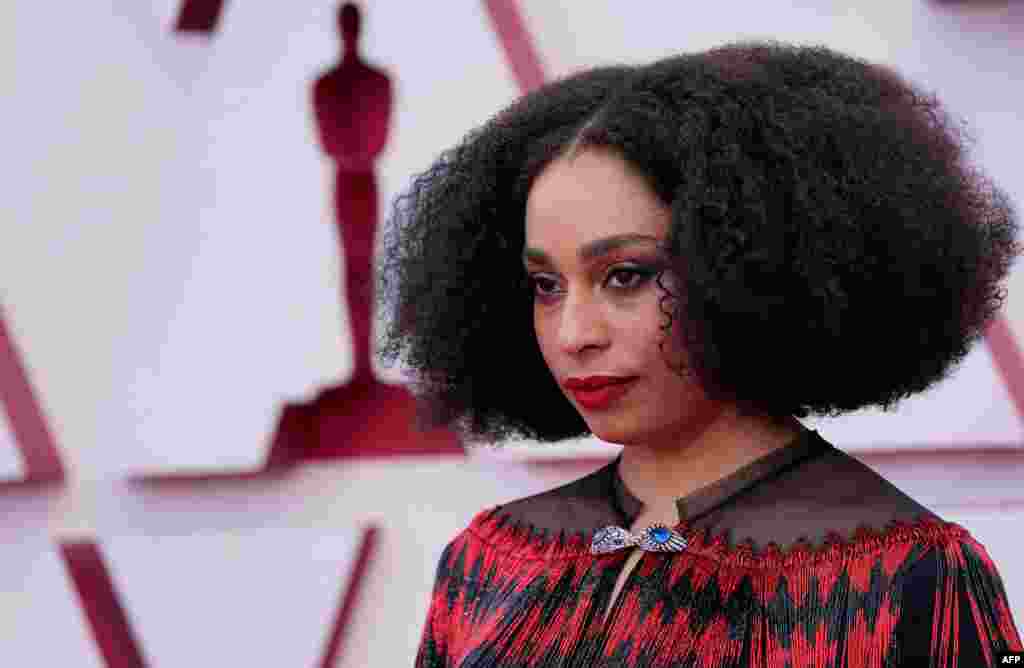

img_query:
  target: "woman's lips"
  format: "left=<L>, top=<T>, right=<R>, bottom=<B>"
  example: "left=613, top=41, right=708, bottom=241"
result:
left=569, top=378, right=637, bottom=410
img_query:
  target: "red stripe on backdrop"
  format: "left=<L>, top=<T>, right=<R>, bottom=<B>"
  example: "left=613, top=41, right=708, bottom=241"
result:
left=60, top=541, right=149, bottom=668
left=0, top=309, right=64, bottom=485
left=318, top=525, right=380, bottom=668
left=984, top=314, right=1024, bottom=430
left=482, top=0, right=548, bottom=94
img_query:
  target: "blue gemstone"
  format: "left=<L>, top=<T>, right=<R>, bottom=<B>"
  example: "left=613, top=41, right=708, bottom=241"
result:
left=651, top=527, right=670, bottom=543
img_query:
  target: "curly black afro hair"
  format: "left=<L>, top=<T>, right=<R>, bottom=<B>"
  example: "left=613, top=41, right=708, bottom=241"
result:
left=375, top=40, right=1020, bottom=447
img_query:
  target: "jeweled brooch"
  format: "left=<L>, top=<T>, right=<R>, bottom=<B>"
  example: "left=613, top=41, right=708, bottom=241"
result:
left=590, top=523, right=688, bottom=555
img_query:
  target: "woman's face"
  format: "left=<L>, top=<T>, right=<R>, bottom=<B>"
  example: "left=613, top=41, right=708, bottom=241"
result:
left=523, top=146, right=724, bottom=448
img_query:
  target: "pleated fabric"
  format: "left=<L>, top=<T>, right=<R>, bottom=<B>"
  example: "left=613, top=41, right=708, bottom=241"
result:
left=416, top=510, right=1020, bottom=667
left=415, top=429, right=1021, bottom=667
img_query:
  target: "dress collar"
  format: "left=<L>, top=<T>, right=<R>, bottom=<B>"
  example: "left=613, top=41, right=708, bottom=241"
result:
left=608, top=426, right=833, bottom=526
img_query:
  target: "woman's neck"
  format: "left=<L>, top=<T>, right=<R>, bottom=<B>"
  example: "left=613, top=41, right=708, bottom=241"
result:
left=616, top=407, right=807, bottom=524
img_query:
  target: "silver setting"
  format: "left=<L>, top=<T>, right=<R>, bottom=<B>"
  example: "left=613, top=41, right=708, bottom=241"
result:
left=590, top=524, right=688, bottom=555
left=590, top=526, right=639, bottom=555
left=637, top=524, right=689, bottom=552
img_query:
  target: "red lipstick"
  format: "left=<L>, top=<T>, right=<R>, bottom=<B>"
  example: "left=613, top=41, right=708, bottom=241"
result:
left=563, top=376, right=637, bottom=410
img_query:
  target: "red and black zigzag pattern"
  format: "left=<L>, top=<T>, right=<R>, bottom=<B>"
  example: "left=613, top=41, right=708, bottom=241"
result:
left=416, top=512, right=1022, bottom=668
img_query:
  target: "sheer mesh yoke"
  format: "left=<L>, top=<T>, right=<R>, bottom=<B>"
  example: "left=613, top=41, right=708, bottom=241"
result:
left=494, top=427, right=941, bottom=556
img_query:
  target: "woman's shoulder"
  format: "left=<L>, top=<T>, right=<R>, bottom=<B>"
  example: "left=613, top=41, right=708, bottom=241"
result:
left=448, top=461, right=623, bottom=558
left=888, top=515, right=1023, bottom=662
left=795, top=442, right=942, bottom=521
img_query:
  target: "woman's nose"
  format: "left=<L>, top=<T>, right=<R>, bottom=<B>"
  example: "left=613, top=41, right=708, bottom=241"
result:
left=557, top=293, right=609, bottom=355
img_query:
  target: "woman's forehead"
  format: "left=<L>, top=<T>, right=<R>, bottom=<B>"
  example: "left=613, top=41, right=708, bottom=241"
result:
left=524, top=150, right=670, bottom=247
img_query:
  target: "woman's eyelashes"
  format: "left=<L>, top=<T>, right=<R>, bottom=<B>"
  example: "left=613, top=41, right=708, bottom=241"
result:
left=527, top=264, right=661, bottom=301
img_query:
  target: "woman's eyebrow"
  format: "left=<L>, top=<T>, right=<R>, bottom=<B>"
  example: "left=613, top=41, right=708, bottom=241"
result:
left=521, top=234, right=662, bottom=266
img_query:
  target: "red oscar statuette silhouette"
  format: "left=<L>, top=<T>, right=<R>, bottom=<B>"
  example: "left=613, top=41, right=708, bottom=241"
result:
left=174, top=0, right=226, bottom=34
left=267, top=3, right=462, bottom=465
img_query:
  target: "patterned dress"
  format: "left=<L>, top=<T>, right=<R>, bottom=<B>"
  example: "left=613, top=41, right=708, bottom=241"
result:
left=415, top=429, right=1022, bottom=667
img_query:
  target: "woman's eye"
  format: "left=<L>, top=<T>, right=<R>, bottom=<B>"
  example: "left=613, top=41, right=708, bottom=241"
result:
left=528, top=276, right=558, bottom=296
left=528, top=266, right=655, bottom=298
left=606, top=268, right=651, bottom=289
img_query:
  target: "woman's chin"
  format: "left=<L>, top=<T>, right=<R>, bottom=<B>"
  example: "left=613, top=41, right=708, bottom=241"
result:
left=588, top=420, right=647, bottom=447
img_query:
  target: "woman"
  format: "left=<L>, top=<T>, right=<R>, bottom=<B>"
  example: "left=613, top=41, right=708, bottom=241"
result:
left=376, top=41, right=1023, bottom=667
